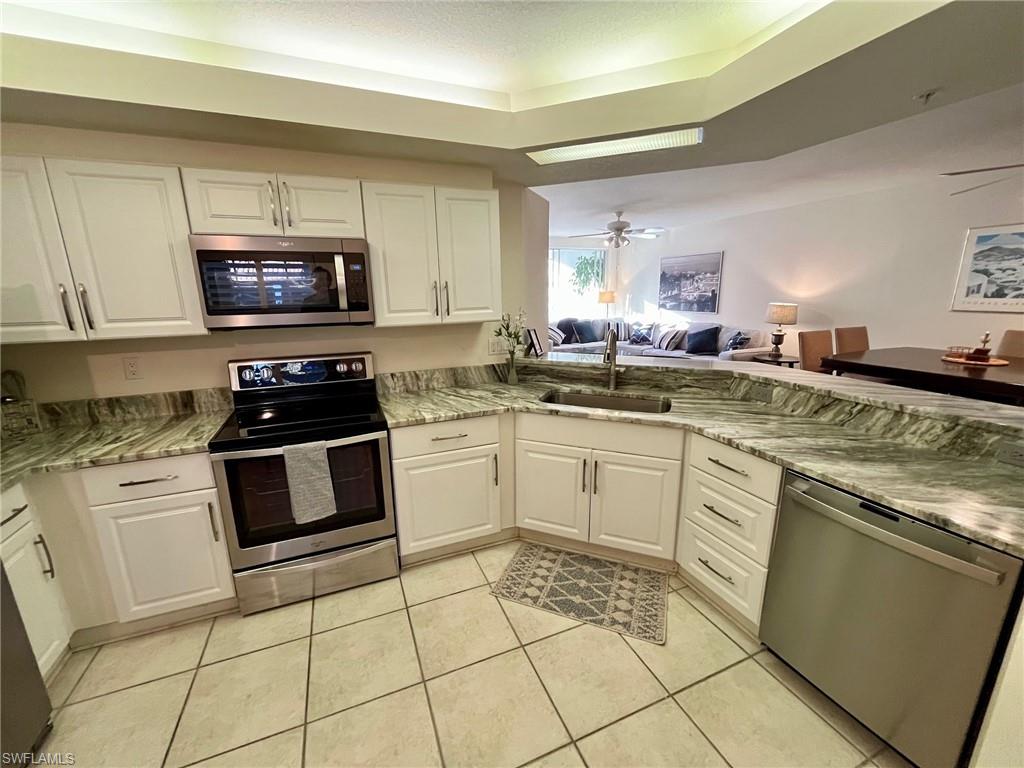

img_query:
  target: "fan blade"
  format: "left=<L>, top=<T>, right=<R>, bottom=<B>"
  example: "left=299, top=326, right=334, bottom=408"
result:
left=567, top=231, right=611, bottom=238
left=949, top=176, right=1016, bottom=197
left=941, top=163, right=1024, bottom=177
left=625, top=227, right=666, bottom=235
left=630, top=233, right=659, bottom=239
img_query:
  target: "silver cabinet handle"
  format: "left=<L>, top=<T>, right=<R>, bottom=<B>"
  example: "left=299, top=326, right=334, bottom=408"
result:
left=703, top=503, right=741, bottom=527
left=432, top=281, right=440, bottom=317
left=267, top=179, right=278, bottom=227
left=34, top=534, right=55, bottom=579
left=493, top=454, right=499, bottom=486
left=431, top=433, right=468, bottom=442
left=118, top=474, right=178, bottom=487
left=443, top=281, right=451, bottom=316
left=207, top=502, right=220, bottom=542
left=593, top=460, right=599, bottom=495
left=77, top=283, right=95, bottom=330
left=58, top=284, right=75, bottom=330
left=1, top=504, right=29, bottom=527
left=698, top=556, right=734, bottom=585
left=281, top=181, right=293, bottom=228
left=708, top=456, right=749, bottom=477
left=582, top=458, right=587, bottom=493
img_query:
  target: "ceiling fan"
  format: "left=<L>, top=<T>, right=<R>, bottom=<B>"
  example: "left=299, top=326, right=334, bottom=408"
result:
left=568, top=211, right=665, bottom=248
left=941, top=162, right=1024, bottom=197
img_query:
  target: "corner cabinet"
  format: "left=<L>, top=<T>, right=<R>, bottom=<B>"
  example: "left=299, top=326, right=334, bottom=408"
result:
left=1, top=156, right=87, bottom=343
left=181, top=168, right=364, bottom=237
left=45, top=159, right=207, bottom=339
left=363, top=182, right=501, bottom=327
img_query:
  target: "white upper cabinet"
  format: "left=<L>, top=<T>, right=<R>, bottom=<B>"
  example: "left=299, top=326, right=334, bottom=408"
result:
left=1, top=156, right=87, bottom=343
left=363, top=182, right=442, bottom=326
left=364, top=182, right=501, bottom=327
left=46, top=159, right=208, bottom=339
left=181, top=168, right=282, bottom=235
left=435, top=187, right=501, bottom=323
left=279, top=174, right=364, bottom=237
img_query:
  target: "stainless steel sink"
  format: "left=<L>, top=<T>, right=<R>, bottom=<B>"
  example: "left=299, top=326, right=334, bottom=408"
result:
left=540, top=390, right=671, bottom=413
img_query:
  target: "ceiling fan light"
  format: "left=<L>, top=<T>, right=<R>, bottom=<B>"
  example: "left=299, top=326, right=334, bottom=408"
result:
left=526, top=127, right=704, bottom=165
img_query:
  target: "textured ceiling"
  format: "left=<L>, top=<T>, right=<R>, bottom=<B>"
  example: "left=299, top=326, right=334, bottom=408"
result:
left=7, top=0, right=810, bottom=97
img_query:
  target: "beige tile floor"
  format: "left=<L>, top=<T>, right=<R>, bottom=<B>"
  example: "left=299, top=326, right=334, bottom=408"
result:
left=43, top=539, right=912, bottom=768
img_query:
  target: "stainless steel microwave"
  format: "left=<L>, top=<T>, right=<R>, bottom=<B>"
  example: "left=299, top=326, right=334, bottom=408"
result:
left=189, top=235, right=374, bottom=329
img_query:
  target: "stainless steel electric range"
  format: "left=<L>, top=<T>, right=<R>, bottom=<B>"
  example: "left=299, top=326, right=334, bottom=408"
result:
left=208, top=352, right=398, bottom=614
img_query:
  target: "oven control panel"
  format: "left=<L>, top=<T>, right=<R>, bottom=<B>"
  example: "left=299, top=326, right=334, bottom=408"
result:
left=230, top=354, right=373, bottom=390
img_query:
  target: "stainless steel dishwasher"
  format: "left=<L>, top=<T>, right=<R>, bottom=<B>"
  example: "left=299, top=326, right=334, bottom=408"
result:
left=761, top=472, right=1022, bottom=768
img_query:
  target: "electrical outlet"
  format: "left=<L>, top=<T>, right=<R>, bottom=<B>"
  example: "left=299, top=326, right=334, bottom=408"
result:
left=488, top=338, right=506, bottom=355
left=123, top=357, right=142, bottom=380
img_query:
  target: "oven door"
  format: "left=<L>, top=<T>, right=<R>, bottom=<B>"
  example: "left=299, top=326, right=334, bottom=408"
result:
left=211, top=432, right=395, bottom=569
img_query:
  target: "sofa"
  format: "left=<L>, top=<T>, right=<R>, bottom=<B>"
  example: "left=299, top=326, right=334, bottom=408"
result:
left=550, top=317, right=771, bottom=361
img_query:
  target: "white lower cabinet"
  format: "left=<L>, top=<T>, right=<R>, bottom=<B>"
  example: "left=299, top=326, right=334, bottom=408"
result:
left=91, top=488, right=234, bottom=622
left=1, top=515, right=71, bottom=677
left=678, top=519, right=768, bottom=625
left=515, top=440, right=591, bottom=542
left=590, top=450, right=681, bottom=557
left=393, top=444, right=500, bottom=556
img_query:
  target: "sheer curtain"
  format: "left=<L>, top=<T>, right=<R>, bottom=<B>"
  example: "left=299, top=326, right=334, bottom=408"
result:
left=548, top=248, right=606, bottom=321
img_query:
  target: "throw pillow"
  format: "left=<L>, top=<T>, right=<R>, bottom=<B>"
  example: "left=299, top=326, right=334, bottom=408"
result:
left=654, top=326, right=687, bottom=350
left=608, top=319, right=630, bottom=341
left=629, top=324, right=654, bottom=345
left=686, top=324, right=721, bottom=355
left=571, top=322, right=600, bottom=344
left=724, top=331, right=751, bottom=351
left=548, top=325, right=566, bottom=346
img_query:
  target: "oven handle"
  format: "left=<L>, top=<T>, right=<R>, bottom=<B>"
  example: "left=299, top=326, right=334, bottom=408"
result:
left=210, top=431, right=389, bottom=462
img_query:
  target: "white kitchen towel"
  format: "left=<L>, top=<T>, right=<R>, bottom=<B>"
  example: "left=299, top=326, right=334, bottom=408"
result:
left=283, top=441, right=337, bottom=525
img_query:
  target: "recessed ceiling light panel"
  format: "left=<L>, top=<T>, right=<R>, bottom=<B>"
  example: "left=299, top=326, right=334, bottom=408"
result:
left=526, top=127, right=703, bottom=165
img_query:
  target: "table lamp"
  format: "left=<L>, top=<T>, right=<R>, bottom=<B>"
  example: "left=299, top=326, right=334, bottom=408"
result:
left=765, top=302, right=798, bottom=356
left=598, top=290, right=616, bottom=319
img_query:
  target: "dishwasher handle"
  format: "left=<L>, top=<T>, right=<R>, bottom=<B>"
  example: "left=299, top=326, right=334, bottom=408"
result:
left=784, top=486, right=1005, bottom=586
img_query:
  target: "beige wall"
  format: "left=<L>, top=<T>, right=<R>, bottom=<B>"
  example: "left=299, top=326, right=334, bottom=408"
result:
left=0, top=124, right=548, bottom=401
left=498, top=183, right=550, bottom=335
left=612, top=175, right=1024, bottom=355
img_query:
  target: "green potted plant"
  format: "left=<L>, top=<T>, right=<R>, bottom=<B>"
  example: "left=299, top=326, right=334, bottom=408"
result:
left=494, top=309, right=526, bottom=384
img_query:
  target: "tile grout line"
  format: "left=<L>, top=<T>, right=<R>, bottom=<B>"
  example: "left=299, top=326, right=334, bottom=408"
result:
left=52, top=646, right=101, bottom=711
left=176, top=726, right=301, bottom=768
left=672, top=696, right=737, bottom=768
left=159, top=619, right=215, bottom=768
left=398, top=574, right=447, bottom=768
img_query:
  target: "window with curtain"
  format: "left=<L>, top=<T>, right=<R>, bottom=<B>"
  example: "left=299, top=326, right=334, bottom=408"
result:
left=548, top=248, right=607, bottom=321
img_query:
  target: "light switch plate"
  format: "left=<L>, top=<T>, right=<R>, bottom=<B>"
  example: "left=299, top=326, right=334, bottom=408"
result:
left=488, top=338, right=506, bottom=356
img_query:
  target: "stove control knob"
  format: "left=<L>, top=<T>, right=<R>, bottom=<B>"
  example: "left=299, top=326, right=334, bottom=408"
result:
left=352, top=361, right=364, bottom=373
left=335, top=362, right=349, bottom=374
left=240, top=368, right=255, bottom=382
left=259, top=368, right=273, bottom=380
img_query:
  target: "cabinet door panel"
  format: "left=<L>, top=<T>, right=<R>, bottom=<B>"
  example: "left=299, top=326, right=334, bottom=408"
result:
left=515, top=440, right=590, bottom=542
left=1, top=156, right=86, bottom=342
left=181, top=168, right=282, bottom=235
left=46, top=159, right=207, bottom=338
left=362, top=182, right=440, bottom=327
left=279, top=174, right=364, bottom=237
left=1, top=518, right=71, bottom=677
left=393, top=444, right=500, bottom=556
left=91, top=489, right=234, bottom=622
left=435, top=187, right=501, bottom=323
left=590, top=450, right=681, bottom=558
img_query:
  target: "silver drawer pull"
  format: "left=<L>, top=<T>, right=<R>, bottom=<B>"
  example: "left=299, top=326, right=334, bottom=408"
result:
left=267, top=179, right=278, bottom=226
left=207, top=502, right=220, bottom=542
left=58, top=284, right=76, bottom=331
left=1, top=504, right=29, bottom=527
left=78, top=283, right=95, bottom=330
left=698, top=556, right=735, bottom=585
left=34, top=534, right=55, bottom=579
left=708, top=456, right=749, bottom=477
left=703, top=503, right=741, bottom=527
left=118, top=474, right=179, bottom=487
left=493, top=454, right=499, bottom=486
left=431, top=433, right=468, bottom=442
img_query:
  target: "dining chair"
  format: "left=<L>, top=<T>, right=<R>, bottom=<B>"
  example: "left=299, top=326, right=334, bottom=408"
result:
left=996, top=329, right=1024, bottom=358
left=798, top=330, right=834, bottom=373
left=834, top=326, right=870, bottom=355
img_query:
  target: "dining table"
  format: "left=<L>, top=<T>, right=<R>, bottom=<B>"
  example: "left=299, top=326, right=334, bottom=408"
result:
left=821, top=346, right=1024, bottom=405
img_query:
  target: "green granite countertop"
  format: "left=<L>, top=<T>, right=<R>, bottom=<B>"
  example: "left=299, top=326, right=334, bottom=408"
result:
left=379, top=381, right=1024, bottom=558
left=1, top=411, right=230, bottom=492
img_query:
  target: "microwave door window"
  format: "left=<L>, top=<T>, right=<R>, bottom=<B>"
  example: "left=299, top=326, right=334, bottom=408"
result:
left=260, top=259, right=339, bottom=312
left=197, top=253, right=340, bottom=314
left=200, top=259, right=267, bottom=311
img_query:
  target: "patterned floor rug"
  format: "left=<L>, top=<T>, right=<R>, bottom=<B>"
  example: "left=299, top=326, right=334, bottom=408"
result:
left=492, top=542, right=668, bottom=644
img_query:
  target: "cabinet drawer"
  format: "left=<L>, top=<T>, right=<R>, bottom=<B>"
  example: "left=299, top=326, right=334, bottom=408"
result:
left=688, top=434, right=781, bottom=503
left=679, top=519, right=768, bottom=626
left=683, top=468, right=777, bottom=566
left=82, top=453, right=215, bottom=506
left=390, top=415, right=499, bottom=459
left=1, top=483, right=32, bottom=538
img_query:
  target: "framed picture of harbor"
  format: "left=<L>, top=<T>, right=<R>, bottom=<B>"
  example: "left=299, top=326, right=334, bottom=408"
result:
left=951, top=225, right=1024, bottom=313
left=658, top=252, right=722, bottom=314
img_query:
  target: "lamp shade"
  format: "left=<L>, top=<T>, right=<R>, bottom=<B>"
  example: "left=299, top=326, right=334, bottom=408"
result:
left=598, top=290, right=617, bottom=304
left=765, top=302, right=798, bottom=325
